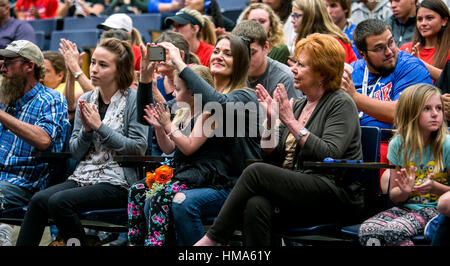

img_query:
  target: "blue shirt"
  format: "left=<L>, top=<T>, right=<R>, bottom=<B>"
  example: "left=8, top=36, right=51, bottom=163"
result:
left=351, top=51, right=433, bottom=129
left=0, top=82, right=70, bottom=192
left=147, top=0, right=173, bottom=13
left=343, top=21, right=361, bottom=60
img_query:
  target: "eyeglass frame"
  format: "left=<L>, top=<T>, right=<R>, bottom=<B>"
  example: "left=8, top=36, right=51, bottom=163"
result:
left=366, top=38, right=397, bottom=54
left=0, top=58, right=28, bottom=69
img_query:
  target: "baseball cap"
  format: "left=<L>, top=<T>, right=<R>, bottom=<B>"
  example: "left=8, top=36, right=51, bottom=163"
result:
left=0, top=40, right=44, bottom=67
left=97, top=13, right=133, bottom=33
left=165, top=11, right=202, bottom=29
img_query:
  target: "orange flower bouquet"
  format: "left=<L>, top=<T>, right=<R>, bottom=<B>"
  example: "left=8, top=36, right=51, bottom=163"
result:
left=145, top=164, right=174, bottom=199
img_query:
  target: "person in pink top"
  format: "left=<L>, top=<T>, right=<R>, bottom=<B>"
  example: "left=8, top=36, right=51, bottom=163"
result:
left=14, top=0, right=58, bottom=20
left=400, top=0, right=450, bottom=81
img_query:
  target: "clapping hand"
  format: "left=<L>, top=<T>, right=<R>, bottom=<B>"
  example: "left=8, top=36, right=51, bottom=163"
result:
left=273, top=84, right=295, bottom=125
left=153, top=103, right=172, bottom=129
left=414, top=173, right=434, bottom=195
left=395, top=165, right=416, bottom=195
left=143, top=104, right=163, bottom=129
left=78, top=100, right=101, bottom=132
left=256, top=84, right=279, bottom=128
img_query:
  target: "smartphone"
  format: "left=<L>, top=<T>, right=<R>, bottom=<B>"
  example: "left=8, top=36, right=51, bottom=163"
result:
left=149, top=46, right=165, bottom=61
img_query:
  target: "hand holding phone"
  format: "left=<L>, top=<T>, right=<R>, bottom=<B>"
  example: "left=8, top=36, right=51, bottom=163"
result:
left=148, top=46, right=166, bottom=61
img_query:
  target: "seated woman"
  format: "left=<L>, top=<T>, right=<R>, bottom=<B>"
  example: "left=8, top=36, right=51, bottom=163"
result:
left=240, top=3, right=290, bottom=65
left=133, top=34, right=262, bottom=245
left=400, top=0, right=450, bottom=82
left=290, top=0, right=357, bottom=63
left=195, top=33, right=364, bottom=246
left=15, top=38, right=148, bottom=246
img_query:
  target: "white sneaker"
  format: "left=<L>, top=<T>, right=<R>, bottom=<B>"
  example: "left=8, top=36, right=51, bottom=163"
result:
left=0, top=224, right=13, bottom=246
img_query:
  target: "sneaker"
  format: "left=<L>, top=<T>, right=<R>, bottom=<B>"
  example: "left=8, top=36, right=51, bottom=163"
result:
left=424, top=214, right=443, bottom=242
left=0, top=224, right=13, bottom=246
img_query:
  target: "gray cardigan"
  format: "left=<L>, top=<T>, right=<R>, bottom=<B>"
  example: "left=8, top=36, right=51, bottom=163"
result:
left=264, top=89, right=364, bottom=209
left=70, top=88, right=148, bottom=186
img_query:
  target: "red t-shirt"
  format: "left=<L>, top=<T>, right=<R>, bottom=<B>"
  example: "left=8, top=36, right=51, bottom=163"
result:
left=336, top=38, right=357, bottom=64
left=15, top=0, right=58, bottom=20
left=195, top=41, right=214, bottom=67
left=400, top=42, right=450, bottom=67
left=132, top=45, right=141, bottom=71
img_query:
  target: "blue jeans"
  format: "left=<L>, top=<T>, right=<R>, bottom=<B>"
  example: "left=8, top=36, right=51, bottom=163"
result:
left=144, top=187, right=231, bottom=246
left=0, top=180, right=34, bottom=209
left=431, top=214, right=450, bottom=246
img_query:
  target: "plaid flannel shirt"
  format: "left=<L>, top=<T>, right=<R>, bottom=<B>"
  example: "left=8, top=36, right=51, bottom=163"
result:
left=0, top=82, right=70, bottom=192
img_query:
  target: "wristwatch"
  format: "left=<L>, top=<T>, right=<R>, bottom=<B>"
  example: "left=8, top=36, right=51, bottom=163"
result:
left=295, top=128, right=309, bottom=143
left=74, top=71, right=83, bottom=80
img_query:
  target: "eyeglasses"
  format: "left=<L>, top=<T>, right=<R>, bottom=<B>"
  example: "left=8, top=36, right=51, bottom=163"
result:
left=291, top=13, right=303, bottom=21
left=0, top=59, right=27, bottom=69
left=366, top=38, right=396, bottom=54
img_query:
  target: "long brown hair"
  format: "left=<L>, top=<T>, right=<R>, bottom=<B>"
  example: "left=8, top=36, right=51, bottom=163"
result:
left=214, top=34, right=250, bottom=94
left=97, top=38, right=135, bottom=92
left=411, top=0, right=450, bottom=68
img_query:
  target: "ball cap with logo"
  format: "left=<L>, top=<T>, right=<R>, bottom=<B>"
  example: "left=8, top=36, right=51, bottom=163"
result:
left=0, top=40, right=44, bottom=67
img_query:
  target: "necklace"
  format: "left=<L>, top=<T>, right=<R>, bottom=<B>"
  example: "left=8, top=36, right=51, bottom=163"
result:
left=301, top=106, right=315, bottom=125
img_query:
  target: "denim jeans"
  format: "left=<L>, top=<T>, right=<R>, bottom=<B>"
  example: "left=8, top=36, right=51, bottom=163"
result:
left=431, top=214, right=450, bottom=246
left=0, top=180, right=34, bottom=209
left=144, top=187, right=231, bottom=246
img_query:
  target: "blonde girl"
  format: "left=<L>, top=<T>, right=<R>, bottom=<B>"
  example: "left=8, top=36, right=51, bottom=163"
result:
left=359, top=83, right=450, bottom=246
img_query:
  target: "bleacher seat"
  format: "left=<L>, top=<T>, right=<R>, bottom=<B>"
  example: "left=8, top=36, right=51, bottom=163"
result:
left=129, top=13, right=162, bottom=44
left=217, top=0, right=248, bottom=22
left=49, top=29, right=101, bottom=52
left=28, top=18, right=60, bottom=51
left=34, top=31, right=45, bottom=50
left=62, top=16, right=107, bottom=31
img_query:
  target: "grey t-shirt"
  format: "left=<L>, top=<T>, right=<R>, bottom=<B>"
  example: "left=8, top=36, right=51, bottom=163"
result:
left=247, top=57, right=302, bottom=99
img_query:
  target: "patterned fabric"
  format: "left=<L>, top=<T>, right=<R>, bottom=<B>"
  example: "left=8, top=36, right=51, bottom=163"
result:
left=0, top=82, right=69, bottom=192
left=127, top=180, right=187, bottom=246
left=127, top=181, right=149, bottom=245
left=358, top=206, right=438, bottom=246
left=145, top=181, right=187, bottom=246
left=68, top=88, right=128, bottom=188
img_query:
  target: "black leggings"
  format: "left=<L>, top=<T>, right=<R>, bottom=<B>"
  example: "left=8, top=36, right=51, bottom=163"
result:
left=206, top=163, right=359, bottom=246
left=16, top=180, right=128, bottom=246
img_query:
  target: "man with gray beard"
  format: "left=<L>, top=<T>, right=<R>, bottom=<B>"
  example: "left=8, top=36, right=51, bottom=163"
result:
left=0, top=40, right=70, bottom=246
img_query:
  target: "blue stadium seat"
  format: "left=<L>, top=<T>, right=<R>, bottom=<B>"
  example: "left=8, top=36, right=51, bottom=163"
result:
left=28, top=18, right=60, bottom=51
left=62, top=16, right=107, bottom=31
left=129, top=13, right=162, bottom=44
left=34, top=31, right=45, bottom=50
left=49, top=29, right=101, bottom=52
left=217, top=0, right=248, bottom=22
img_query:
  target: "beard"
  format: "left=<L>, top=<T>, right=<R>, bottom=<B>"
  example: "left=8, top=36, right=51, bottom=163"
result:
left=0, top=73, right=27, bottom=106
left=365, top=53, right=398, bottom=77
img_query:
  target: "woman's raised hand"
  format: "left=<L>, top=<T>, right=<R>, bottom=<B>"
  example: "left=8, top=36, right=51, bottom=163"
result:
left=273, top=84, right=295, bottom=125
left=59, top=39, right=82, bottom=75
left=256, top=84, right=278, bottom=128
left=157, top=42, right=186, bottom=72
left=139, top=43, right=157, bottom=83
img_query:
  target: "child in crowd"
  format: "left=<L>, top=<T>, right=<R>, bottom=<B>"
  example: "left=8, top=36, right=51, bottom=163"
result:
left=358, top=83, right=450, bottom=246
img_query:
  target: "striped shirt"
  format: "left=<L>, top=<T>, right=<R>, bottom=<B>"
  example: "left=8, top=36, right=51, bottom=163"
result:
left=0, top=82, right=70, bottom=192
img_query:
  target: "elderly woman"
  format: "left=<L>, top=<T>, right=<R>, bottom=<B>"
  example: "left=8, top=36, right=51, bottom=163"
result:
left=195, top=33, right=364, bottom=246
